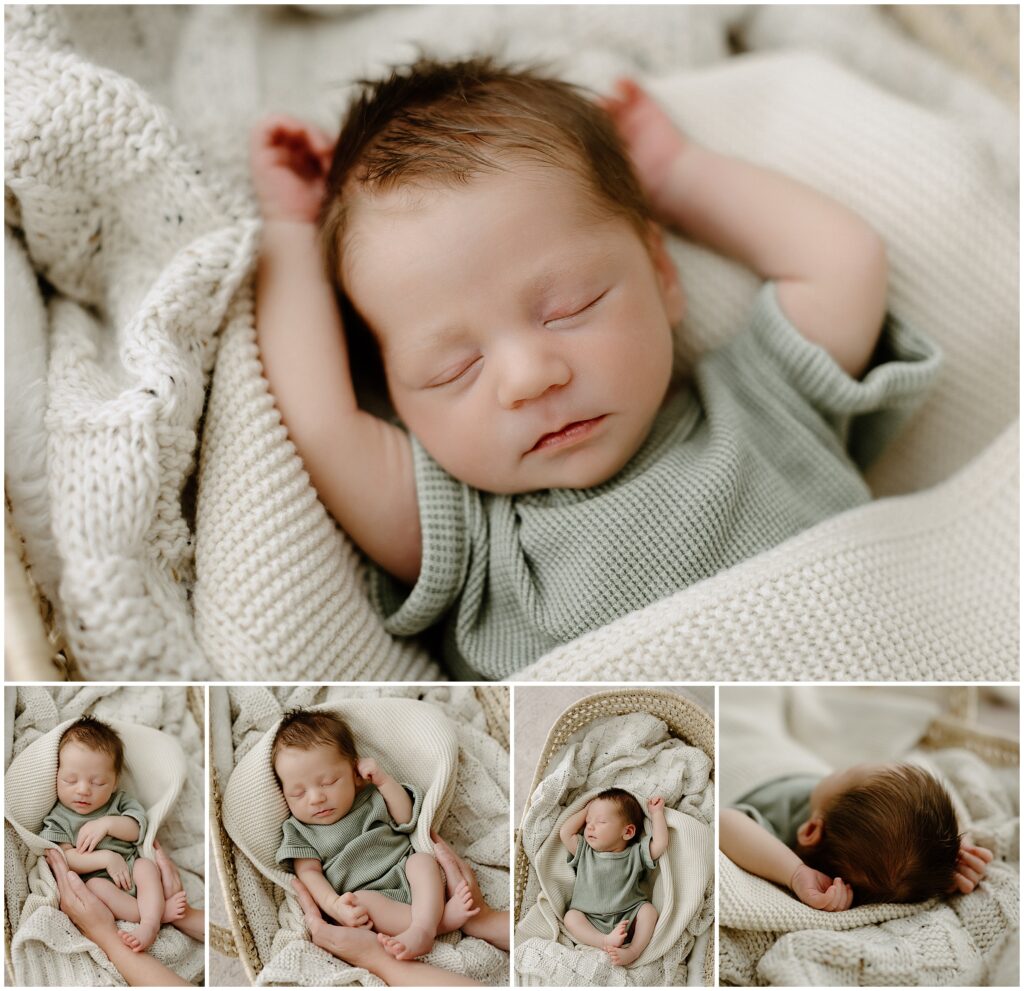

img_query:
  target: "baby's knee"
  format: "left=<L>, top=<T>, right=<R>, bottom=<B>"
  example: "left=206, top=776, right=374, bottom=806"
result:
left=637, top=902, right=658, bottom=923
left=562, top=909, right=585, bottom=928
left=132, top=857, right=158, bottom=880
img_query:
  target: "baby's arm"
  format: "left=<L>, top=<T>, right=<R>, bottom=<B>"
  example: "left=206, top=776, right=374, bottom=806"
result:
left=604, top=80, right=886, bottom=378
left=558, top=805, right=590, bottom=856
left=251, top=117, right=421, bottom=585
left=75, top=815, right=140, bottom=853
left=719, top=809, right=853, bottom=911
left=56, top=844, right=133, bottom=891
left=356, top=758, right=413, bottom=825
left=291, top=858, right=368, bottom=927
left=647, top=796, right=668, bottom=861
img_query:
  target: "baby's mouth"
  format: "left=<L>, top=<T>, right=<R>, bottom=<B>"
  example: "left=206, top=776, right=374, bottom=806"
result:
left=528, top=415, right=606, bottom=455
left=313, top=808, right=335, bottom=818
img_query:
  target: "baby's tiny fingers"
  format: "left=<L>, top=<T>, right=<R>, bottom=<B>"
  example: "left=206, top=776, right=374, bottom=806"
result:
left=960, top=849, right=991, bottom=873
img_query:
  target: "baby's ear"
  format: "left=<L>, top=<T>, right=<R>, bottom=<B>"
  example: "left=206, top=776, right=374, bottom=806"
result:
left=623, top=823, right=637, bottom=841
left=646, top=221, right=685, bottom=325
left=796, top=816, right=824, bottom=849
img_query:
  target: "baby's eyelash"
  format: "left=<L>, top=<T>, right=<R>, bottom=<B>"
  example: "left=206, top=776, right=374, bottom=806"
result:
left=544, top=290, right=608, bottom=327
left=430, top=356, right=482, bottom=388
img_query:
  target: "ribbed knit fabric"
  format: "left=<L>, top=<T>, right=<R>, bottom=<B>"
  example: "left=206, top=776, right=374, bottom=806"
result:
left=372, top=286, right=939, bottom=678
left=275, top=784, right=422, bottom=904
left=515, top=713, right=714, bottom=986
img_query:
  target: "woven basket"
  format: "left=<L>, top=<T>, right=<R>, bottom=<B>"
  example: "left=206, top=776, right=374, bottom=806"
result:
left=513, top=687, right=716, bottom=986
left=209, top=687, right=511, bottom=983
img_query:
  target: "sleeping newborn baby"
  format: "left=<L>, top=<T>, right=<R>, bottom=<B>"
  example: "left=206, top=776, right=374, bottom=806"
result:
left=272, top=709, right=478, bottom=960
left=719, top=762, right=994, bottom=909
left=559, top=789, right=666, bottom=965
left=41, top=716, right=187, bottom=952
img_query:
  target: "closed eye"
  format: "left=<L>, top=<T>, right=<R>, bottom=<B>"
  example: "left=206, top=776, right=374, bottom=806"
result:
left=543, top=290, right=608, bottom=329
left=427, top=355, right=482, bottom=388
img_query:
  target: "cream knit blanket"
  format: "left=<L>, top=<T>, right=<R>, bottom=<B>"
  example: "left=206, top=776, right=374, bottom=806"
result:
left=4, top=687, right=205, bottom=987
left=515, top=713, right=714, bottom=987
left=5, top=5, right=1017, bottom=680
left=217, top=687, right=509, bottom=987
left=718, top=688, right=1020, bottom=986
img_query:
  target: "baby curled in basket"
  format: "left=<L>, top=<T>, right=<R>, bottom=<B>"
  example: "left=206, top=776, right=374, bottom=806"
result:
left=251, top=56, right=939, bottom=679
left=719, top=762, right=993, bottom=910
left=272, top=710, right=481, bottom=961
left=40, top=717, right=196, bottom=952
left=559, top=789, right=667, bottom=966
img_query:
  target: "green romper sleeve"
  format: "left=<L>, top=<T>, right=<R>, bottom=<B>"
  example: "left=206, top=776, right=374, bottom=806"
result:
left=722, top=282, right=941, bottom=470
left=275, top=818, right=320, bottom=865
left=40, top=804, right=74, bottom=845
left=112, top=791, right=148, bottom=839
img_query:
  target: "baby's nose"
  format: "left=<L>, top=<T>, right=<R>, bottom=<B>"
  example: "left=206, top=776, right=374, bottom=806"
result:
left=496, top=341, right=571, bottom=409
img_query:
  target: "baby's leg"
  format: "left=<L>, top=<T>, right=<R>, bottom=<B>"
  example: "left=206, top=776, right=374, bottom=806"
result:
left=606, top=903, right=658, bottom=967
left=378, top=852, right=444, bottom=961
left=85, top=877, right=141, bottom=922
left=119, top=858, right=164, bottom=953
left=563, top=909, right=614, bottom=949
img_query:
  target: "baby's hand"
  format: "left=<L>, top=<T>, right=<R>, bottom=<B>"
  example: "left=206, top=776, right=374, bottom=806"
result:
left=75, top=817, right=111, bottom=854
left=103, top=852, right=133, bottom=891
left=332, top=892, right=371, bottom=928
left=948, top=839, right=994, bottom=895
left=356, top=757, right=383, bottom=785
left=647, top=796, right=665, bottom=814
left=250, top=115, right=335, bottom=224
left=599, top=79, right=689, bottom=220
left=789, top=863, right=853, bottom=912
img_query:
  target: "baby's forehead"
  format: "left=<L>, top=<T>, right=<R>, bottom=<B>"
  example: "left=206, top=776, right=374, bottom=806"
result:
left=588, top=799, right=621, bottom=816
left=274, top=741, right=349, bottom=773
left=58, top=740, right=115, bottom=769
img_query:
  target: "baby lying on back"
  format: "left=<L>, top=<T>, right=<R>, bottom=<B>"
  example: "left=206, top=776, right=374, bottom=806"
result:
left=720, top=762, right=993, bottom=909
left=252, top=58, right=938, bottom=679
left=42, top=716, right=189, bottom=952
left=272, top=709, right=477, bottom=960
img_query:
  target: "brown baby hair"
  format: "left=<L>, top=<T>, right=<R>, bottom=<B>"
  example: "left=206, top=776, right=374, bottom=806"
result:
left=271, top=709, right=359, bottom=785
left=806, top=764, right=960, bottom=904
left=58, top=715, right=125, bottom=776
left=318, top=55, right=654, bottom=285
left=595, top=788, right=646, bottom=846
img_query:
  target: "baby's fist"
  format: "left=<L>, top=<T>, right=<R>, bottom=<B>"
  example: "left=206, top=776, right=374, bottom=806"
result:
left=648, top=796, right=665, bottom=813
left=356, top=757, right=382, bottom=784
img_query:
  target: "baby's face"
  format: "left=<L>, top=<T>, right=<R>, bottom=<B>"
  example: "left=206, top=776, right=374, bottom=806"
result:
left=56, top=741, right=117, bottom=815
left=810, top=762, right=894, bottom=815
left=274, top=743, right=359, bottom=826
left=584, top=798, right=633, bottom=852
left=343, top=164, right=680, bottom=493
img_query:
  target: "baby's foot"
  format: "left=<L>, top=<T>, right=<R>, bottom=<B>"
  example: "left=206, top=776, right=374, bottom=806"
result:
left=379, top=924, right=434, bottom=960
left=603, top=920, right=630, bottom=949
left=440, top=879, right=481, bottom=932
left=120, top=921, right=160, bottom=953
left=161, top=890, right=188, bottom=923
left=606, top=942, right=642, bottom=967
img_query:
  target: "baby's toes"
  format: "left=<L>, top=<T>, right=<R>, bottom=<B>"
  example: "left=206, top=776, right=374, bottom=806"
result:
left=119, top=932, right=137, bottom=951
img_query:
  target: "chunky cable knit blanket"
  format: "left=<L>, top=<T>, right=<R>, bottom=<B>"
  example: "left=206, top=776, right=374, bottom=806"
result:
left=4, top=4, right=1017, bottom=680
left=515, top=713, right=714, bottom=986
left=3, top=687, right=205, bottom=987
left=215, top=686, right=509, bottom=987
left=718, top=688, right=1020, bottom=987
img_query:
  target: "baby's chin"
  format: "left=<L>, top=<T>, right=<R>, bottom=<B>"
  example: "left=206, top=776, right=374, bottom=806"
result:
left=293, top=809, right=346, bottom=826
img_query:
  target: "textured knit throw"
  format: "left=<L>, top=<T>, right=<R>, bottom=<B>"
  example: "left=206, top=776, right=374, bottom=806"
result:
left=4, top=5, right=1017, bottom=680
left=515, top=713, right=714, bottom=987
left=4, top=688, right=205, bottom=987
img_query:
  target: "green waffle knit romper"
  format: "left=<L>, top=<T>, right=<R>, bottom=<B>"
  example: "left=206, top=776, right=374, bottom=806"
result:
left=275, top=782, right=423, bottom=904
left=370, top=283, right=941, bottom=679
left=567, top=835, right=658, bottom=936
left=732, top=775, right=822, bottom=848
left=40, top=791, right=148, bottom=893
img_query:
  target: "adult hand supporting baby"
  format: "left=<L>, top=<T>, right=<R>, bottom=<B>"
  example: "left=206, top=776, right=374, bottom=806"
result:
left=45, top=850, right=191, bottom=986
left=292, top=877, right=482, bottom=987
